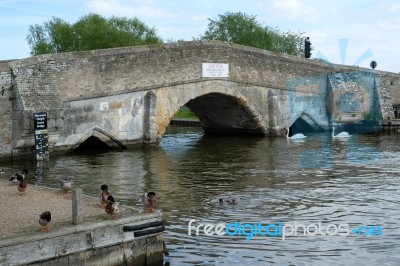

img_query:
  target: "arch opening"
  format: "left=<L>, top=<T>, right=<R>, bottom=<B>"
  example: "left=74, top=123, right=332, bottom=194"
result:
left=74, top=136, right=112, bottom=153
left=289, top=112, right=324, bottom=136
left=182, top=92, right=264, bottom=137
left=69, top=127, right=126, bottom=153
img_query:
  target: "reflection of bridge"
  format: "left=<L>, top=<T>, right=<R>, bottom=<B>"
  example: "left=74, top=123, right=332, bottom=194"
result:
left=0, top=41, right=399, bottom=157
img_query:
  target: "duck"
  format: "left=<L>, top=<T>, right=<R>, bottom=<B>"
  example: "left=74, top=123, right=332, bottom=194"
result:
left=17, top=176, right=27, bottom=195
left=286, top=127, right=306, bottom=139
left=105, top=195, right=120, bottom=219
left=60, top=178, right=73, bottom=192
left=100, top=184, right=111, bottom=208
left=9, top=169, right=29, bottom=183
left=39, top=211, right=52, bottom=232
left=0, top=168, right=4, bottom=174
left=332, top=127, right=351, bottom=138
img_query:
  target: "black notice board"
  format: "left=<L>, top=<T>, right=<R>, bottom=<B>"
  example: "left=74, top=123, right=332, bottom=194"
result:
left=33, top=112, right=49, bottom=159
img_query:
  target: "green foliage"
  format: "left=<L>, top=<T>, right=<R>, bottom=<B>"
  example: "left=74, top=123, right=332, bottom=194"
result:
left=26, top=11, right=307, bottom=57
left=200, top=12, right=306, bottom=57
left=174, top=108, right=198, bottom=119
left=201, top=12, right=273, bottom=50
left=26, top=13, right=163, bottom=56
left=26, top=24, right=53, bottom=55
left=268, top=28, right=305, bottom=56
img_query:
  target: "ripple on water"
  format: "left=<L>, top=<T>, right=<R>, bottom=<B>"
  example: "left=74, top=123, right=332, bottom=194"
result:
left=3, top=130, right=400, bottom=265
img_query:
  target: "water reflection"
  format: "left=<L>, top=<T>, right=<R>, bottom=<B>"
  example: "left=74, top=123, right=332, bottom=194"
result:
left=2, top=127, right=400, bottom=265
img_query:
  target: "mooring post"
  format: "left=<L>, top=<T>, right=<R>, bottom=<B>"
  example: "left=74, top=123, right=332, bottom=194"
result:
left=72, top=188, right=83, bottom=225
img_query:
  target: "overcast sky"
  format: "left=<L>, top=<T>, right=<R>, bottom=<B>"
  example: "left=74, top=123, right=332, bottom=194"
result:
left=1, top=0, right=399, bottom=73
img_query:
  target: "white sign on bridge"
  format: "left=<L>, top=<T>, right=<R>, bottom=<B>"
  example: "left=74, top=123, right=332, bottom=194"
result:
left=202, top=63, right=229, bottom=78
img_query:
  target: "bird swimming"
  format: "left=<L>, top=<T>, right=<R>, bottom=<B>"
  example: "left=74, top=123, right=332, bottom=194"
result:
left=332, top=127, right=351, bottom=138
left=285, top=127, right=306, bottom=139
left=9, top=169, right=29, bottom=183
left=39, top=211, right=52, bottom=232
left=0, top=168, right=4, bottom=174
left=60, top=178, right=73, bottom=192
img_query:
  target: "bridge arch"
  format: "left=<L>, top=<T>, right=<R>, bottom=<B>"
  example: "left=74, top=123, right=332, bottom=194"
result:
left=67, top=127, right=126, bottom=153
left=289, top=111, right=325, bottom=135
left=185, top=92, right=265, bottom=135
left=154, top=80, right=268, bottom=140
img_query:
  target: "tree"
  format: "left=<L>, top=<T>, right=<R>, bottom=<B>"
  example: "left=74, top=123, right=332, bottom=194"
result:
left=200, top=12, right=306, bottom=57
left=268, top=28, right=306, bottom=57
left=26, top=24, right=53, bottom=55
left=26, top=13, right=163, bottom=56
left=200, top=12, right=273, bottom=50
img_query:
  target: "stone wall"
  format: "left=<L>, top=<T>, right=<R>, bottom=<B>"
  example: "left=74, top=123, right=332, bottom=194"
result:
left=0, top=41, right=399, bottom=158
left=375, top=71, right=400, bottom=119
left=8, top=41, right=339, bottom=103
left=0, top=212, right=164, bottom=265
left=0, top=61, right=13, bottom=158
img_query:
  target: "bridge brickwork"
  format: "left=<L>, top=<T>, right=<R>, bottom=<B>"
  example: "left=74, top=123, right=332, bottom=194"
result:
left=0, top=41, right=399, bottom=159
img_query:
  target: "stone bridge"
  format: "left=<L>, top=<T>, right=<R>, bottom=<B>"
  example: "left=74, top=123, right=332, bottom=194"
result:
left=0, top=41, right=399, bottom=158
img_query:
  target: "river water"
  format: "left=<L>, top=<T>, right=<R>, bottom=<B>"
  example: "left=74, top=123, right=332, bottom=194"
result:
left=3, top=127, right=400, bottom=265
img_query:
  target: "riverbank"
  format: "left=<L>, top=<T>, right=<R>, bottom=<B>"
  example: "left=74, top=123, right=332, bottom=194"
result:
left=0, top=181, right=136, bottom=239
left=0, top=181, right=165, bottom=265
left=170, top=118, right=202, bottom=127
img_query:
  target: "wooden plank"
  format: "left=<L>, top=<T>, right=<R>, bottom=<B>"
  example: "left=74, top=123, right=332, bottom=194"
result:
left=72, top=188, right=83, bottom=225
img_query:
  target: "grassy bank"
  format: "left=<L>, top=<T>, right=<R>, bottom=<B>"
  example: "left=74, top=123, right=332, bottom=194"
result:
left=174, top=108, right=198, bottom=119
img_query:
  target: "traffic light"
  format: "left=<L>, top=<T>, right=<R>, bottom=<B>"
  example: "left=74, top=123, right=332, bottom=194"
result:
left=305, top=37, right=311, bottom=58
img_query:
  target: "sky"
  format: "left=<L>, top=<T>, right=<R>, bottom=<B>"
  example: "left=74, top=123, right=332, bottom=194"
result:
left=0, top=0, right=399, bottom=73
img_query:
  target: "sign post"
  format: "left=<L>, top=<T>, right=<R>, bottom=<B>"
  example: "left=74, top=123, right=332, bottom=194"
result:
left=33, top=112, right=49, bottom=160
